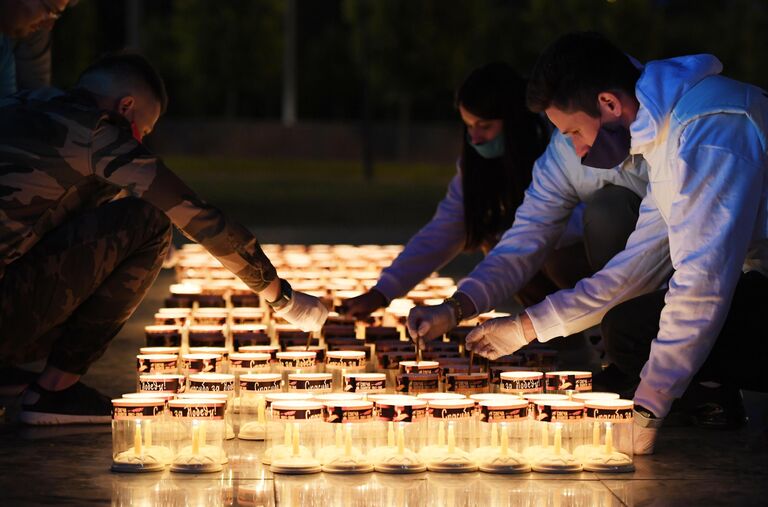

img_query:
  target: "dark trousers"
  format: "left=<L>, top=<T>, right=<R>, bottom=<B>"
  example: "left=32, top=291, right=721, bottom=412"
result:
left=516, top=184, right=642, bottom=306
left=601, top=270, right=768, bottom=392
left=0, top=198, right=172, bottom=374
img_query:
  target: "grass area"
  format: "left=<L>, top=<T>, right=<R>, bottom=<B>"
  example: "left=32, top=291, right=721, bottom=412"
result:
left=164, top=156, right=454, bottom=227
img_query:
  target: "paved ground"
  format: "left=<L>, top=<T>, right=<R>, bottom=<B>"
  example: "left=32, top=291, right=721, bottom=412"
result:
left=1, top=233, right=767, bottom=506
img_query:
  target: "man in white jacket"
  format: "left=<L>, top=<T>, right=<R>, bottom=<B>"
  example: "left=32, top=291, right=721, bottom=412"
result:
left=461, top=32, right=768, bottom=454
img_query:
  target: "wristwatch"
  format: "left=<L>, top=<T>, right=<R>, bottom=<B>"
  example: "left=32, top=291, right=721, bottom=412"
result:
left=634, top=404, right=663, bottom=428
left=266, top=278, right=293, bottom=311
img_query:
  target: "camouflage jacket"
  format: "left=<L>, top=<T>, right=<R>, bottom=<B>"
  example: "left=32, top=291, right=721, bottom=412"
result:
left=0, top=88, right=276, bottom=290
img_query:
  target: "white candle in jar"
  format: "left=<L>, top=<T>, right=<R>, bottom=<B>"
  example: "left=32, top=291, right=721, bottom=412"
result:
left=593, top=420, right=600, bottom=447
left=144, top=420, right=152, bottom=447
left=500, top=423, right=509, bottom=456
left=554, top=423, right=562, bottom=455
left=191, top=420, right=200, bottom=455
left=605, top=422, right=613, bottom=455
left=257, top=397, right=266, bottom=424
left=344, top=424, right=352, bottom=456
left=447, top=422, right=456, bottom=454
left=292, top=423, right=300, bottom=456
left=397, top=423, right=405, bottom=455
left=134, top=420, right=142, bottom=455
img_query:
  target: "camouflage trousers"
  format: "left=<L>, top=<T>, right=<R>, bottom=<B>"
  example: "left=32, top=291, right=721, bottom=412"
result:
left=0, top=197, right=171, bottom=374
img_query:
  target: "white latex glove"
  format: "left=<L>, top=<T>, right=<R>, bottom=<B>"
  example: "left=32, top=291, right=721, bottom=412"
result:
left=275, top=290, right=329, bottom=332
left=633, top=419, right=659, bottom=455
left=465, top=315, right=529, bottom=360
left=406, top=303, right=457, bottom=343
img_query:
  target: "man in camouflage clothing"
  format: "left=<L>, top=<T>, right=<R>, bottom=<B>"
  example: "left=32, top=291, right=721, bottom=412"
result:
left=0, top=53, right=328, bottom=424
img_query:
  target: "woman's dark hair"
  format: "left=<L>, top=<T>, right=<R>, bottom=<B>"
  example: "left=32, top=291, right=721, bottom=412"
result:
left=527, top=32, right=640, bottom=116
left=457, top=62, right=549, bottom=250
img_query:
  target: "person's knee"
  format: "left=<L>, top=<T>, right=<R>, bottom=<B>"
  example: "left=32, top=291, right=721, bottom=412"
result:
left=112, top=198, right=172, bottom=241
left=584, top=185, right=640, bottom=227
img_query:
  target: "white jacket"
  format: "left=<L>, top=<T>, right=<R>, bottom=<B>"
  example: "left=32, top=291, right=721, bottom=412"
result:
left=457, top=132, right=649, bottom=312
left=526, top=55, right=768, bottom=417
left=374, top=132, right=649, bottom=303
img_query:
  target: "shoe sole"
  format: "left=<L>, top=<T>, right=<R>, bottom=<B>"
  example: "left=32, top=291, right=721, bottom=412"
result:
left=19, top=411, right=111, bottom=425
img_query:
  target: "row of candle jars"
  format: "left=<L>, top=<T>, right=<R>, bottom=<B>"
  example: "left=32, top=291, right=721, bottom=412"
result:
left=256, top=395, right=635, bottom=475
left=111, top=397, right=228, bottom=473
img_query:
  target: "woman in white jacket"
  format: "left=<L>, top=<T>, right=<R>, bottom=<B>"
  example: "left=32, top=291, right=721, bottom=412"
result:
left=344, top=63, right=648, bottom=339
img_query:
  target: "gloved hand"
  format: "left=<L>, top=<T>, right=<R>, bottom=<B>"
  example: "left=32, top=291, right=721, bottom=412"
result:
left=339, top=289, right=387, bottom=320
left=633, top=419, right=660, bottom=455
left=275, top=290, right=329, bottom=332
left=406, top=303, right=457, bottom=343
left=465, top=315, right=529, bottom=360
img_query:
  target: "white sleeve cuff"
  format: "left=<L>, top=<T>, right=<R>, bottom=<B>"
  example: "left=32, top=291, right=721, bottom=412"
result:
left=633, top=380, right=676, bottom=419
left=524, top=298, right=566, bottom=343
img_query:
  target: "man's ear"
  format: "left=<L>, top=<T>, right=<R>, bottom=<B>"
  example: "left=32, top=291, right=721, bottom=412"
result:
left=597, top=92, right=623, bottom=119
left=117, top=96, right=136, bottom=116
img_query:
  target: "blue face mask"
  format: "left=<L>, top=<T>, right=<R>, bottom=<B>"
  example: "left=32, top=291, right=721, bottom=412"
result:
left=581, top=121, right=631, bottom=169
left=467, top=130, right=505, bottom=159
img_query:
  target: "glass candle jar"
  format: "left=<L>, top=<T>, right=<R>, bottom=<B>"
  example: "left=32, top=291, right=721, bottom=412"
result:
left=286, top=345, right=326, bottom=364
left=238, top=373, right=283, bottom=441
left=288, top=373, right=333, bottom=394
left=230, top=307, right=265, bottom=325
left=276, top=351, right=317, bottom=384
left=144, top=325, right=182, bottom=348
left=177, top=391, right=235, bottom=441
left=231, top=325, right=270, bottom=349
left=527, top=400, right=585, bottom=473
left=188, top=325, right=227, bottom=348
left=445, top=372, right=490, bottom=396
left=395, top=373, right=439, bottom=395
left=168, top=398, right=227, bottom=473
left=416, top=392, right=466, bottom=402
left=398, top=361, right=440, bottom=375
left=319, top=400, right=376, bottom=473
left=500, top=371, right=545, bottom=396
left=181, top=353, right=222, bottom=376
left=370, top=397, right=428, bottom=473
left=228, top=353, right=271, bottom=388
left=192, top=308, right=229, bottom=326
left=343, top=373, right=387, bottom=395
left=577, top=399, right=634, bottom=473
left=139, top=374, right=185, bottom=395
left=136, top=354, right=178, bottom=381
left=111, top=398, right=169, bottom=472
left=423, top=399, right=477, bottom=472
left=266, top=400, right=324, bottom=474
left=166, top=283, right=202, bottom=308
left=572, top=392, right=620, bottom=403
left=545, top=371, right=593, bottom=395
left=139, top=346, right=180, bottom=356
left=325, top=351, right=366, bottom=390
left=239, top=345, right=279, bottom=363
left=473, top=398, right=531, bottom=473
left=154, top=308, right=190, bottom=326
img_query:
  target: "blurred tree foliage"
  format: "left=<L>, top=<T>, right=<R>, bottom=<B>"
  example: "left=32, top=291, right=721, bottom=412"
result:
left=51, top=0, right=768, bottom=121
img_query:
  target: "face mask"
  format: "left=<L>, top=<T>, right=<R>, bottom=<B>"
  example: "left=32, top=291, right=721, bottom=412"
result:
left=581, top=121, right=631, bottom=169
left=467, top=130, right=505, bottom=159
left=131, top=122, right=143, bottom=142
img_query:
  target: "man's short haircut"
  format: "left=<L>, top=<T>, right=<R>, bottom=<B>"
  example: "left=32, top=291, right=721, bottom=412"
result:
left=78, top=52, right=168, bottom=114
left=526, top=32, right=640, bottom=117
